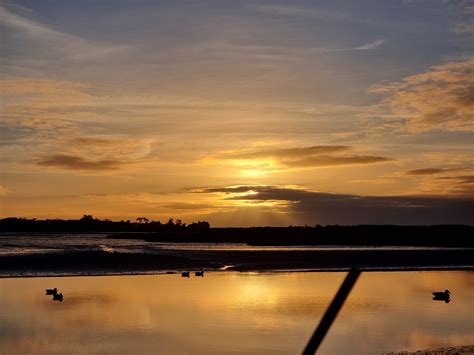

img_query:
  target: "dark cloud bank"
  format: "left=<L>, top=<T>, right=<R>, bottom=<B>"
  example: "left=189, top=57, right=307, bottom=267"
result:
left=37, top=154, right=121, bottom=170
left=198, top=185, right=473, bottom=225
left=405, top=168, right=467, bottom=176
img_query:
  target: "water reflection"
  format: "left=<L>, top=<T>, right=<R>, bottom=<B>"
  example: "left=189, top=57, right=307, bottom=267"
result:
left=0, top=271, right=472, bottom=354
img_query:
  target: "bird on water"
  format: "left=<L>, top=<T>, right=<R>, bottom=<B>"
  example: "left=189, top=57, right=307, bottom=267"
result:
left=432, top=289, right=450, bottom=303
left=45, top=288, right=58, bottom=295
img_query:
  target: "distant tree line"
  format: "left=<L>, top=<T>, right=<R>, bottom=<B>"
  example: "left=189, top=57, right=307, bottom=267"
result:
left=0, top=216, right=472, bottom=247
left=0, top=215, right=210, bottom=233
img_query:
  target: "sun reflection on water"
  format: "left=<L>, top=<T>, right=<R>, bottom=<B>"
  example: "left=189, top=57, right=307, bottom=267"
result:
left=0, top=271, right=472, bottom=354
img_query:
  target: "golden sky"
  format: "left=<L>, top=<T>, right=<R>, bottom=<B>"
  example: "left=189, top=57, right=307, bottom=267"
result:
left=0, top=1, right=473, bottom=225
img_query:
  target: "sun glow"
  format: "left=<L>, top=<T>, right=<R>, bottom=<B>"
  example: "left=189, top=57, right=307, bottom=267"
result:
left=235, top=280, right=279, bottom=307
left=240, top=169, right=267, bottom=177
left=223, top=158, right=280, bottom=178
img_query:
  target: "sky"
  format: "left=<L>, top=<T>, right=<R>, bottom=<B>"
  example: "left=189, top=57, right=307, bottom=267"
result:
left=0, top=0, right=473, bottom=226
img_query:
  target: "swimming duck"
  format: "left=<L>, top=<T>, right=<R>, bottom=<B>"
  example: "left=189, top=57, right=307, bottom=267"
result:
left=53, top=293, right=63, bottom=302
left=432, top=290, right=450, bottom=303
left=181, top=271, right=190, bottom=277
left=45, top=288, right=58, bottom=295
left=195, top=270, right=204, bottom=277
left=433, top=289, right=450, bottom=298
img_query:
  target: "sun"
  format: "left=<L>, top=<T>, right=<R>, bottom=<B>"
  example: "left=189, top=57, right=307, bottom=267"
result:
left=228, top=158, right=279, bottom=178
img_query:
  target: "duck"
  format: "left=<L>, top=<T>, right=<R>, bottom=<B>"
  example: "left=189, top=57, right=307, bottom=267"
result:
left=53, top=293, right=64, bottom=302
left=181, top=271, right=190, bottom=278
left=432, top=289, right=450, bottom=302
left=45, top=288, right=58, bottom=295
left=195, top=270, right=204, bottom=277
left=433, top=289, right=450, bottom=298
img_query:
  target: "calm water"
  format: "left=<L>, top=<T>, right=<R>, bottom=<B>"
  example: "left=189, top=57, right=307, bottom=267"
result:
left=0, top=271, right=472, bottom=354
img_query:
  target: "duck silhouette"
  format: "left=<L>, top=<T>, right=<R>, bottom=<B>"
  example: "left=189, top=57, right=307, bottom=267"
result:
left=181, top=271, right=190, bottom=278
left=432, top=289, right=450, bottom=303
left=195, top=270, right=204, bottom=277
left=45, top=288, right=58, bottom=295
left=53, top=293, right=64, bottom=302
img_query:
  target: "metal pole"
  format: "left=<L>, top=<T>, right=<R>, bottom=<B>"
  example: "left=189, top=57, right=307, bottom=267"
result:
left=302, top=268, right=361, bottom=354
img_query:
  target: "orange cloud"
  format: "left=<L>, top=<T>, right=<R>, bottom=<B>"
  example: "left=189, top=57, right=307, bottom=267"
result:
left=30, top=136, right=154, bottom=172
left=433, top=175, right=474, bottom=196
left=405, top=168, right=466, bottom=176
left=371, top=58, right=474, bottom=132
left=213, top=145, right=392, bottom=170
left=0, top=185, right=10, bottom=197
left=0, top=78, right=89, bottom=96
left=37, top=154, right=121, bottom=171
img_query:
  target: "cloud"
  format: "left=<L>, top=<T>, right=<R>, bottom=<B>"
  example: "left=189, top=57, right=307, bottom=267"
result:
left=353, top=39, right=385, bottom=50
left=36, top=154, right=121, bottom=171
left=281, top=155, right=391, bottom=168
left=0, top=78, right=155, bottom=169
left=405, top=168, right=466, bottom=176
left=226, top=146, right=349, bottom=159
left=433, top=175, right=474, bottom=196
left=195, top=185, right=474, bottom=225
left=0, top=4, right=64, bottom=38
left=0, top=78, right=89, bottom=96
left=71, top=137, right=122, bottom=146
left=194, top=185, right=267, bottom=194
left=0, top=185, right=10, bottom=197
left=437, top=175, right=474, bottom=184
left=33, top=135, right=154, bottom=171
left=67, top=136, right=153, bottom=161
left=213, top=145, right=392, bottom=170
left=325, top=39, right=385, bottom=52
left=403, top=164, right=474, bottom=196
left=0, top=4, right=129, bottom=66
left=0, top=78, right=98, bottom=145
left=161, top=202, right=215, bottom=211
left=370, top=58, right=474, bottom=132
left=452, top=2, right=474, bottom=34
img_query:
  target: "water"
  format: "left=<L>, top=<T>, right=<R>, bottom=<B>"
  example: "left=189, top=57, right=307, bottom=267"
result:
left=0, top=271, right=472, bottom=354
left=1, top=234, right=468, bottom=256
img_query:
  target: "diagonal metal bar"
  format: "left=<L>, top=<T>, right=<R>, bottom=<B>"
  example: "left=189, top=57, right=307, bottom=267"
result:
left=302, top=268, right=361, bottom=355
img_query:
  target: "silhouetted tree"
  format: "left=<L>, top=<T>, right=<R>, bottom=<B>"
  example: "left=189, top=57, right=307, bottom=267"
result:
left=175, top=219, right=185, bottom=228
left=187, top=221, right=210, bottom=231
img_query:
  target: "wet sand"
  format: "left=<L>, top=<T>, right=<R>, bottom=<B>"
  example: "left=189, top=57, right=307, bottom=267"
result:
left=384, top=344, right=474, bottom=354
left=1, top=248, right=473, bottom=277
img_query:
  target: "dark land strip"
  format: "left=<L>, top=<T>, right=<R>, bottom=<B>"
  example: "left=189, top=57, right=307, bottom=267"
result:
left=1, top=248, right=473, bottom=277
left=2, top=218, right=473, bottom=248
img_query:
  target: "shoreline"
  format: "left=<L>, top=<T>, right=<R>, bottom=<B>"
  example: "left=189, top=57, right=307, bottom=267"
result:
left=1, top=265, right=473, bottom=279
left=2, top=224, right=473, bottom=248
left=1, top=248, right=473, bottom=278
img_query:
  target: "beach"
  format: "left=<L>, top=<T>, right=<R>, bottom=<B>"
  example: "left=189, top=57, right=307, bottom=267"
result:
left=1, top=233, right=473, bottom=277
